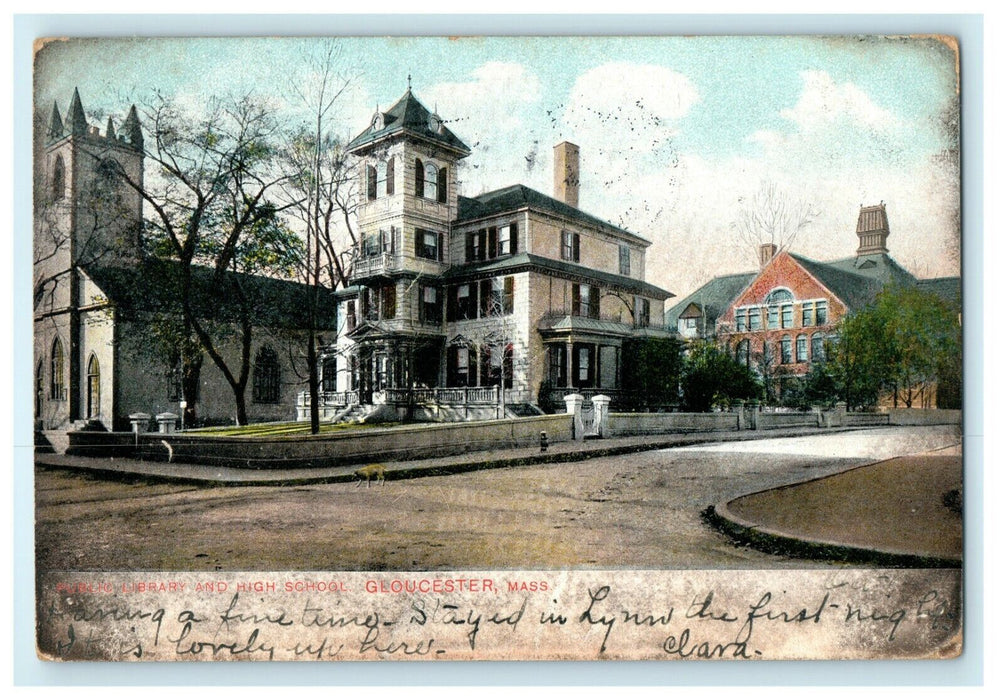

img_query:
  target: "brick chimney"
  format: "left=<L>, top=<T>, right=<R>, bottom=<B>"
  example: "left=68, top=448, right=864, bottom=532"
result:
left=856, top=202, right=890, bottom=256
left=553, top=141, right=580, bottom=208
left=759, top=243, right=778, bottom=268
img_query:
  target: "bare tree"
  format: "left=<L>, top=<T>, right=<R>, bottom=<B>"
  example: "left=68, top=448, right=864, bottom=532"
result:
left=277, top=42, right=361, bottom=433
left=732, top=181, right=818, bottom=266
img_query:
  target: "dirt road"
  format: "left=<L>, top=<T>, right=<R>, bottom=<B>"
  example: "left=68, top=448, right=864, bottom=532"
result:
left=35, top=425, right=960, bottom=572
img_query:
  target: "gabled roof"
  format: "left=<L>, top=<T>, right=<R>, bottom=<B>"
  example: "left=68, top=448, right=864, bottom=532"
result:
left=788, top=253, right=888, bottom=312
left=347, top=89, right=469, bottom=155
left=82, top=259, right=337, bottom=330
left=457, top=184, right=650, bottom=245
left=665, top=271, right=756, bottom=328
left=443, top=251, right=673, bottom=301
left=917, top=276, right=962, bottom=308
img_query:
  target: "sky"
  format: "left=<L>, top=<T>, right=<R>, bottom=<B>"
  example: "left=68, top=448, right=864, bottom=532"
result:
left=33, top=35, right=961, bottom=299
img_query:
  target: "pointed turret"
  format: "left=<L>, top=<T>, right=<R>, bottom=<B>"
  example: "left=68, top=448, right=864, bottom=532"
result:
left=47, top=101, right=64, bottom=142
left=68, top=88, right=87, bottom=135
left=105, top=116, right=116, bottom=140
left=121, top=105, right=143, bottom=150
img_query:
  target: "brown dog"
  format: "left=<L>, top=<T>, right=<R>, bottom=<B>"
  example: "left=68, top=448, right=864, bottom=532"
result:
left=354, top=463, right=386, bottom=488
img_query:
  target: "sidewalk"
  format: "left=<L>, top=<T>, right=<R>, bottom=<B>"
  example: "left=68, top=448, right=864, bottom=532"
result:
left=35, top=424, right=868, bottom=486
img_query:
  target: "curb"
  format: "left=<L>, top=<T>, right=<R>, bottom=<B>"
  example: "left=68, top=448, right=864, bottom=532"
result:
left=701, top=503, right=961, bottom=569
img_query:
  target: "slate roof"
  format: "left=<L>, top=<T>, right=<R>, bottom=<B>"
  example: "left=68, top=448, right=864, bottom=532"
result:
left=443, top=252, right=673, bottom=301
left=82, top=260, right=337, bottom=330
left=347, top=89, right=470, bottom=155
left=457, top=184, right=650, bottom=245
left=917, top=277, right=962, bottom=308
left=664, top=271, right=756, bottom=329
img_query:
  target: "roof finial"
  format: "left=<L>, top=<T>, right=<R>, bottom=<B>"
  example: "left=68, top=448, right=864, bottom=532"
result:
left=407, top=73, right=412, bottom=91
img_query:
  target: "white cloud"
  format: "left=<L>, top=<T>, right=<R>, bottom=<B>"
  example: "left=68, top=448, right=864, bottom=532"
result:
left=780, top=70, right=899, bottom=133
left=423, top=62, right=542, bottom=132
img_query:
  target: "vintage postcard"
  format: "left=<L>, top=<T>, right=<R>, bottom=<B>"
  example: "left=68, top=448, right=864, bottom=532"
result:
left=32, top=35, right=962, bottom=662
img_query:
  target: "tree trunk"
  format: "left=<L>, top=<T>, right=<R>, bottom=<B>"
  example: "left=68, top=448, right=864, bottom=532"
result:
left=307, top=329, right=320, bottom=434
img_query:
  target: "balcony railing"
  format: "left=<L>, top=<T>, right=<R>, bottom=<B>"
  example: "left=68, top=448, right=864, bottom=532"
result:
left=296, top=390, right=360, bottom=408
left=384, top=385, right=502, bottom=405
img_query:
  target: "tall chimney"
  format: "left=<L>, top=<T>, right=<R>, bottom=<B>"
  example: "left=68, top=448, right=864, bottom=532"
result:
left=759, top=243, right=778, bottom=268
left=553, top=141, right=580, bottom=208
left=856, top=202, right=890, bottom=256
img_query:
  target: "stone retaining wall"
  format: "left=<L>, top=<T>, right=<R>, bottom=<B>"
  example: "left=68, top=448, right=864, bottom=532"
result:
left=606, top=412, right=740, bottom=436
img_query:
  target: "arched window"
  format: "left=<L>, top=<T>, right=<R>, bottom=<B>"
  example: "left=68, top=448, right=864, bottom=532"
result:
left=765, top=288, right=794, bottom=330
left=52, top=155, right=65, bottom=201
left=252, top=346, right=280, bottom=404
left=86, top=354, right=100, bottom=419
left=764, top=288, right=794, bottom=305
left=424, top=162, right=439, bottom=201
left=50, top=338, right=65, bottom=400
left=385, top=156, right=395, bottom=195
left=811, top=333, right=825, bottom=363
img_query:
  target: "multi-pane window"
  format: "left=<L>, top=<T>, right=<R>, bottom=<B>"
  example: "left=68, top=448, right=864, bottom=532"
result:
left=736, top=308, right=747, bottom=332
left=322, top=358, right=337, bottom=392
left=252, top=346, right=280, bottom=404
left=420, top=286, right=440, bottom=324
left=86, top=354, right=100, bottom=419
left=381, top=284, right=396, bottom=319
left=781, top=304, right=793, bottom=329
left=736, top=339, right=751, bottom=367
left=52, top=156, right=65, bottom=201
left=802, top=303, right=814, bottom=327
left=480, top=277, right=514, bottom=317
left=497, top=225, right=512, bottom=258
left=768, top=306, right=779, bottom=329
left=345, top=300, right=357, bottom=331
left=780, top=337, right=792, bottom=364
left=414, top=158, right=446, bottom=203
left=50, top=337, right=64, bottom=400
left=561, top=230, right=580, bottom=262
left=415, top=229, right=442, bottom=261
left=619, top=245, right=631, bottom=275
left=816, top=301, right=828, bottom=325
left=481, top=343, right=514, bottom=389
left=635, top=297, right=650, bottom=327
left=572, top=283, right=599, bottom=319
left=811, top=333, right=825, bottom=362
left=748, top=308, right=762, bottom=331
left=796, top=335, right=808, bottom=362
left=573, top=343, right=595, bottom=388
left=455, top=284, right=474, bottom=320
left=466, top=230, right=483, bottom=262
left=549, top=345, right=567, bottom=387
left=448, top=346, right=473, bottom=387
left=424, top=162, right=439, bottom=201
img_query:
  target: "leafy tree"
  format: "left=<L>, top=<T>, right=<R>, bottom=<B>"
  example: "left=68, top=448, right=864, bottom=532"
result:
left=681, top=341, right=761, bottom=412
left=102, top=91, right=300, bottom=425
left=831, top=284, right=961, bottom=410
left=621, top=337, right=684, bottom=410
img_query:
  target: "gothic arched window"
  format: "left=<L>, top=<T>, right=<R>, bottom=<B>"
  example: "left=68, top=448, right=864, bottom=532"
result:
left=52, top=155, right=65, bottom=201
left=50, top=338, right=65, bottom=400
left=86, top=354, right=101, bottom=418
left=252, top=346, right=280, bottom=404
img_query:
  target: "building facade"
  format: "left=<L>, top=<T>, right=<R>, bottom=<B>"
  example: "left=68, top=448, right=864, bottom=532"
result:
left=33, top=90, right=319, bottom=432
left=309, top=89, right=674, bottom=420
left=666, top=203, right=961, bottom=403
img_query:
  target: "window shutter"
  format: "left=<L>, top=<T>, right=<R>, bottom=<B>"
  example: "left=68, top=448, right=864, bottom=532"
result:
left=414, top=228, right=423, bottom=257
left=386, top=157, right=395, bottom=195
left=478, top=229, right=487, bottom=261
left=504, top=277, right=514, bottom=314
left=367, top=165, right=377, bottom=200
left=488, top=227, right=498, bottom=259
left=438, top=232, right=445, bottom=262
left=573, top=233, right=581, bottom=263
left=510, top=222, right=518, bottom=254
left=480, top=279, right=491, bottom=317
left=415, top=158, right=424, bottom=196
left=465, top=233, right=474, bottom=262
left=571, top=284, right=581, bottom=314
left=437, top=166, right=447, bottom=203
left=589, top=286, right=600, bottom=319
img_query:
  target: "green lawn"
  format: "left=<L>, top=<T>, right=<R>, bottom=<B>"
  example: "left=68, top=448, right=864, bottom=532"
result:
left=184, top=420, right=401, bottom=438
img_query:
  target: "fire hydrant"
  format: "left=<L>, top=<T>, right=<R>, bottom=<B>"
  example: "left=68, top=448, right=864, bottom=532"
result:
left=540, top=431, right=549, bottom=453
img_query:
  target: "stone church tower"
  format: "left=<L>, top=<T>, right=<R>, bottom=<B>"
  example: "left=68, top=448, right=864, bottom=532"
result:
left=34, top=88, right=144, bottom=430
